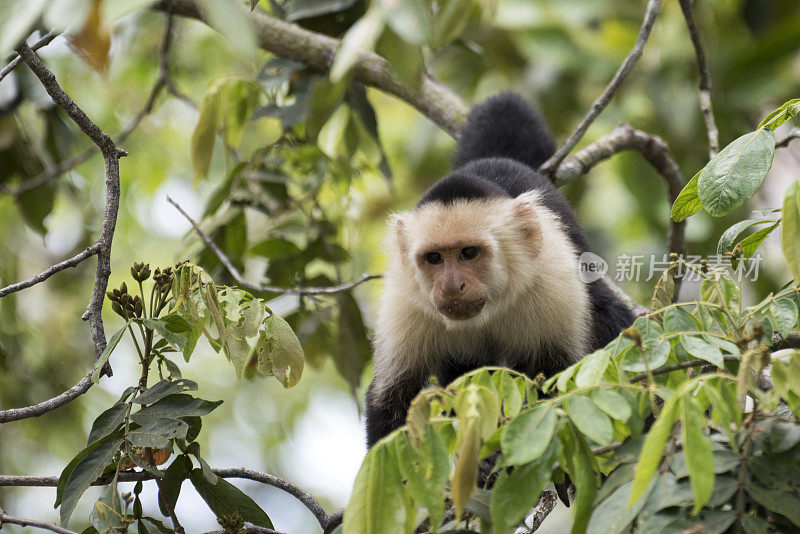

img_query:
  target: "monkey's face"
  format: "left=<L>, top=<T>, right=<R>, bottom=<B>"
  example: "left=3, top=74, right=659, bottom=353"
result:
left=415, top=242, right=491, bottom=320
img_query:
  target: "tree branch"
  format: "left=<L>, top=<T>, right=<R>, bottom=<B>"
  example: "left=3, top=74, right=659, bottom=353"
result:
left=538, top=0, right=662, bottom=175
left=152, top=0, right=468, bottom=137
left=0, top=505, right=78, bottom=534
left=628, top=354, right=739, bottom=383
left=678, top=0, right=719, bottom=158
left=0, top=31, right=58, bottom=83
left=554, top=123, right=686, bottom=256
left=515, top=490, right=557, bottom=534
left=0, top=371, right=95, bottom=423
left=0, top=467, right=329, bottom=529
left=0, top=245, right=99, bottom=297
left=167, top=196, right=381, bottom=296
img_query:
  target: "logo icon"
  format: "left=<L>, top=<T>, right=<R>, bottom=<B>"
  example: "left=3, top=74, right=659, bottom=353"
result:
left=578, top=252, right=608, bottom=283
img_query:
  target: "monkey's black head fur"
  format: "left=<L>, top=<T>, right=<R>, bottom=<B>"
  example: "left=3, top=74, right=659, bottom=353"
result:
left=416, top=172, right=510, bottom=206
left=454, top=92, right=556, bottom=170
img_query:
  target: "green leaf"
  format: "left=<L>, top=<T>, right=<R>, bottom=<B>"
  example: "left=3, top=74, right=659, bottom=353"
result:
left=502, top=404, right=557, bottom=465
left=490, top=441, right=559, bottom=534
left=651, top=262, right=678, bottom=311
left=378, top=0, right=431, bottom=45
left=717, top=219, right=763, bottom=254
left=130, top=394, right=222, bottom=425
left=770, top=298, right=798, bottom=337
left=376, top=28, right=424, bottom=89
left=681, top=335, right=724, bottom=367
left=591, top=389, right=631, bottom=422
left=189, top=468, right=274, bottom=528
left=58, top=432, right=124, bottom=525
left=432, top=0, right=472, bottom=47
left=196, top=0, right=257, bottom=54
left=330, top=8, right=385, bottom=82
left=255, top=314, right=304, bottom=388
left=134, top=379, right=198, bottom=405
left=568, top=424, right=599, bottom=534
left=93, top=323, right=128, bottom=382
left=494, top=371, right=523, bottom=418
left=395, top=428, right=449, bottom=528
left=90, top=483, right=125, bottom=534
left=680, top=396, right=714, bottom=513
left=455, top=384, right=500, bottom=440
left=190, top=87, right=222, bottom=181
left=305, top=77, right=348, bottom=142
left=128, top=418, right=189, bottom=449
left=159, top=455, right=190, bottom=518
left=740, top=222, right=779, bottom=257
left=630, top=396, right=679, bottom=505
left=87, top=403, right=128, bottom=445
left=575, top=349, right=610, bottom=387
left=586, top=477, right=655, bottom=534
left=452, top=413, right=481, bottom=520
left=564, top=395, right=613, bottom=446
left=697, top=129, right=775, bottom=217
left=343, top=442, right=408, bottom=534
left=332, top=292, right=371, bottom=389
left=745, top=484, right=800, bottom=526
left=663, top=307, right=698, bottom=332
left=671, top=171, right=702, bottom=222
left=757, top=98, right=800, bottom=130
left=781, top=181, right=800, bottom=281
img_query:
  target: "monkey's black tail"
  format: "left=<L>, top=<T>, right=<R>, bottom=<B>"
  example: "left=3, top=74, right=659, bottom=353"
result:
left=454, top=92, right=556, bottom=170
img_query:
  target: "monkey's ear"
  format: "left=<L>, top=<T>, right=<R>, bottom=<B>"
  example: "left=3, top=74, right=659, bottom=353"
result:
left=388, top=214, right=409, bottom=258
left=514, top=198, right=543, bottom=257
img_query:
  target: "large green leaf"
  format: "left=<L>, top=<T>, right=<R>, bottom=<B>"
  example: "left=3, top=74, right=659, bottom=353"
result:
left=134, top=379, right=198, bottom=406
left=680, top=397, right=714, bottom=513
left=130, top=394, right=222, bottom=425
left=745, top=484, right=800, bottom=526
left=501, top=404, right=557, bottom=465
left=781, top=181, right=800, bottom=281
left=490, top=441, right=559, bottom=534
left=58, top=432, right=124, bottom=525
left=630, top=396, right=679, bottom=505
left=343, top=443, right=408, bottom=534
left=128, top=418, right=189, bottom=449
left=564, top=395, right=613, bottom=445
left=395, top=428, right=449, bottom=528
left=255, top=314, right=305, bottom=388
left=86, top=402, right=128, bottom=445
left=697, top=129, right=775, bottom=216
left=681, top=335, right=724, bottom=367
left=671, top=172, right=702, bottom=222
left=189, top=468, right=273, bottom=528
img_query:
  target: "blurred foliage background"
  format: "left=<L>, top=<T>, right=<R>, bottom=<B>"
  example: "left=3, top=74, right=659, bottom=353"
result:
left=0, top=0, right=799, bottom=531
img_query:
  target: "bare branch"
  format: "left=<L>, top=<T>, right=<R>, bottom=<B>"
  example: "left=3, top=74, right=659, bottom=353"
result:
left=679, top=0, right=719, bottom=157
left=539, top=0, right=662, bottom=175
left=167, top=196, right=381, bottom=296
left=514, top=490, right=557, bottom=534
left=0, top=245, right=99, bottom=297
left=0, top=31, right=58, bottom=83
left=554, top=123, right=686, bottom=256
left=204, top=524, right=287, bottom=534
left=0, top=505, right=78, bottom=534
left=628, top=354, right=740, bottom=383
left=776, top=128, right=800, bottom=149
left=0, top=371, right=94, bottom=423
left=0, top=467, right=329, bottom=529
left=153, top=0, right=468, bottom=137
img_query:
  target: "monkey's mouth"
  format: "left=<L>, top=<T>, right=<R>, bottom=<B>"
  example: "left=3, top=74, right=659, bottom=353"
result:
left=438, top=298, right=486, bottom=320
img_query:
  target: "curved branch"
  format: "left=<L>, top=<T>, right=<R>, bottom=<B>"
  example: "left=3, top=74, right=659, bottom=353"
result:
left=0, top=245, right=99, bottom=297
left=0, top=371, right=94, bottom=423
left=167, top=196, right=381, bottom=296
left=554, top=123, right=686, bottom=256
left=679, top=0, right=719, bottom=158
left=153, top=0, right=468, bottom=137
left=0, top=506, right=78, bottom=534
left=0, top=467, right=329, bottom=529
left=539, top=0, right=662, bottom=175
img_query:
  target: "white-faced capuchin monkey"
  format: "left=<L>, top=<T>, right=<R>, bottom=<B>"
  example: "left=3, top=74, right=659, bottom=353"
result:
left=364, top=93, right=635, bottom=448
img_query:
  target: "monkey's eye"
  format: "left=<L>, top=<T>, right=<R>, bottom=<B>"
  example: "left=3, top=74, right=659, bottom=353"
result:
left=460, top=246, right=480, bottom=260
left=424, top=252, right=443, bottom=265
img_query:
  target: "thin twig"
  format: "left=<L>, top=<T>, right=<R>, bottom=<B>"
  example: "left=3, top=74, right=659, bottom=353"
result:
left=776, top=128, right=800, bottom=149
left=679, top=0, right=719, bottom=157
left=553, top=123, right=686, bottom=256
left=0, top=31, right=58, bottom=83
left=0, top=505, right=78, bottom=534
left=0, top=467, right=329, bottom=529
left=0, top=371, right=93, bottom=423
left=628, top=354, right=739, bottom=383
left=204, top=524, right=287, bottom=534
left=167, top=196, right=381, bottom=296
left=0, top=245, right=99, bottom=297
left=539, top=0, right=662, bottom=175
